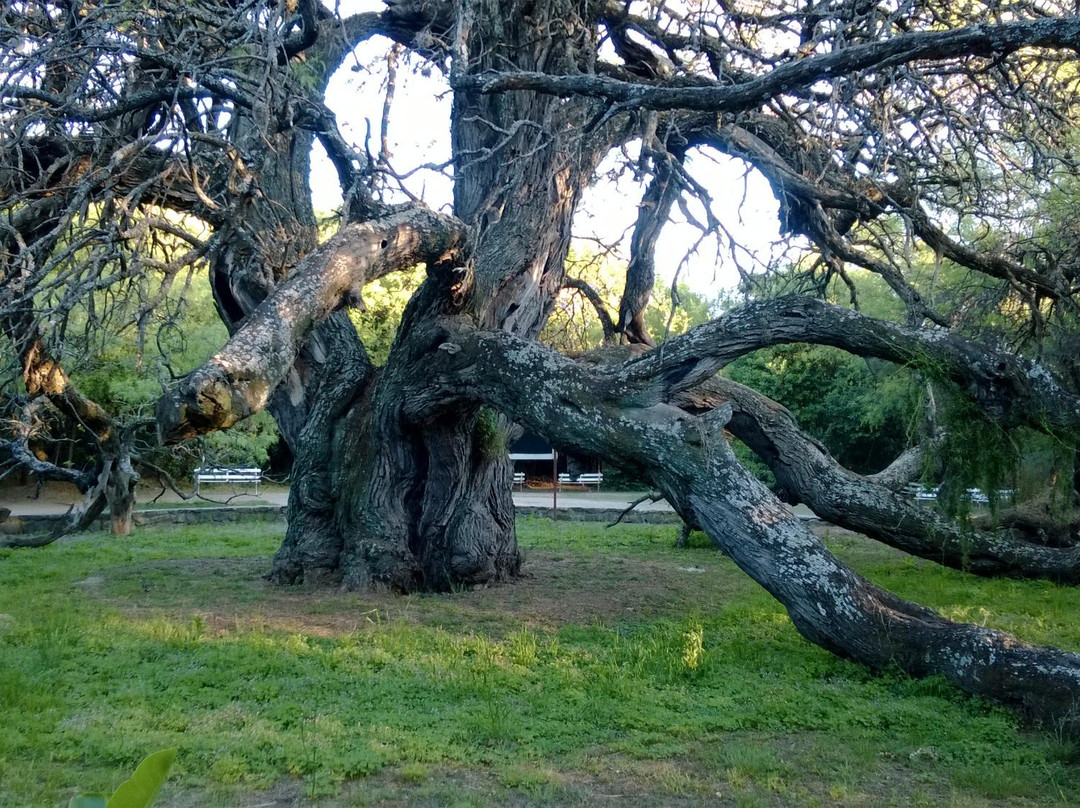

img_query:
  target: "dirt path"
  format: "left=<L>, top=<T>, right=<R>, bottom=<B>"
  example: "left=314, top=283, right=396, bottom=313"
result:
left=0, top=481, right=819, bottom=520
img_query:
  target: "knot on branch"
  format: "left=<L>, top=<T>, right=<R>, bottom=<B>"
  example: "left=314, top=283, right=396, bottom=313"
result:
left=157, top=364, right=246, bottom=444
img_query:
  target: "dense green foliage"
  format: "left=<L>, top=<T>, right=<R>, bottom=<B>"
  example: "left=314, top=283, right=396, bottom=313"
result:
left=1, top=271, right=279, bottom=481
left=726, top=264, right=1079, bottom=496
left=348, top=266, right=427, bottom=366
left=0, top=521, right=1077, bottom=806
left=725, top=345, right=920, bottom=475
left=717, top=271, right=920, bottom=475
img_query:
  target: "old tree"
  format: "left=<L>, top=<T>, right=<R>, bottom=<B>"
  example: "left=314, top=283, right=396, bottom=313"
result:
left=8, top=0, right=1080, bottom=728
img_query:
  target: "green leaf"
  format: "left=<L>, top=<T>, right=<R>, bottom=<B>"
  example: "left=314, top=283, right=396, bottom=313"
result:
left=68, top=796, right=108, bottom=808
left=105, top=749, right=177, bottom=808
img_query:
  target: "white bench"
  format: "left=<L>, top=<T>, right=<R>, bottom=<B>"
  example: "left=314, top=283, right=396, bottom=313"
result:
left=194, top=467, right=262, bottom=495
left=557, top=472, right=603, bottom=488
left=904, top=484, right=939, bottom=502
left=513, top=472, right=525, bottom=488
left=967, top=488, right=1015, bottom=504
left=904, top=484, right=1014, bottom=505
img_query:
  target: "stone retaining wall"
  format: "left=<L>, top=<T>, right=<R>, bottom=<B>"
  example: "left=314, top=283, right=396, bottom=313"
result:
left=2, top=504, right=680, bottom=535
left=515, top=506, right=681, bottom=524
left=1, top=506, right=287, bottom=536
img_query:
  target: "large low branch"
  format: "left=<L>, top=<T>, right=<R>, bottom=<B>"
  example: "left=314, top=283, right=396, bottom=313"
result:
left=455, top=17, right=1080, bottom=113
left=426, top=328, right=1080, bottom=734
left=156, top=206, right=467, bottom=443
left=620, top=296, right=1080, bottom=437
left=0, top=437, right=95, bottom=493
left=681, top=377, right=1080, bottom=582
left=0, top=461, right=111, bottom=549
left=865, top=442, right=933, bottom=492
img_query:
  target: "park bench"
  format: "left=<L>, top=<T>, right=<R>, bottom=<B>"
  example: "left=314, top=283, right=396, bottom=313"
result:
left=557, top=472, right=604, bottom=488
left=513, top=472, right=525, bottom=488
left=194, top=466, right=263, bottom=495
left=967, top=488, right=1015, bottom=504
left=904, top=484, right=1014, bottom=505
left=903, top=484, right=940, bottom=502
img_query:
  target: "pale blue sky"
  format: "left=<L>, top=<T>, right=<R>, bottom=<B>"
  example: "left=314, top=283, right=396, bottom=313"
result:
left=311, top=3, right=786, bottom=296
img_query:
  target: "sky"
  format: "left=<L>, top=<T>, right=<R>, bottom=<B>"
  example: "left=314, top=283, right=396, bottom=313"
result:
left=311, top=4, right=786, bottom=299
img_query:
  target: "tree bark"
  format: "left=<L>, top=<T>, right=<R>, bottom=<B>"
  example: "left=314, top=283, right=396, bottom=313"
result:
left=14, top=0, right=1080, bottom=740
left=620, top=295, right=1080, bottom=436
left=682, top=377, right=1080, bottom=582
left=237, top=1, right=616, bottom=590
left=617, top=146, right=684, bottom=346
left=433, top=328, right=1080, bottom=736
left=279, top=0, right=617, bottom=588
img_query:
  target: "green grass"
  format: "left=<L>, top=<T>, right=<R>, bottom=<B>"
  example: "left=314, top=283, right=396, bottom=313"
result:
left=0, top=520, right=1077, bottom=806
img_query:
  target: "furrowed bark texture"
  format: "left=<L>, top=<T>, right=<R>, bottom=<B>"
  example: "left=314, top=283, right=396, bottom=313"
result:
left=431, top=330, right=1080, bottom=735
left=268, top=0, right=616, bottom=589
left=622, top=296, right=1080, bottom=436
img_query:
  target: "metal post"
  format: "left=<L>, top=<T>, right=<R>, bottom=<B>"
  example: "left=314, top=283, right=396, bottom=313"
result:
left=552, top=449, right=558, bottom=521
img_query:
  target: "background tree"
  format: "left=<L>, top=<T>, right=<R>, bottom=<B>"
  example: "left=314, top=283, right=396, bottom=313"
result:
left=9, top=0, right=1080, bottom=729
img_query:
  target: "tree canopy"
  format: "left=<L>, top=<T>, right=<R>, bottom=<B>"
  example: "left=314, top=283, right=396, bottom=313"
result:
left=7, top=0, right=1080, bottom=732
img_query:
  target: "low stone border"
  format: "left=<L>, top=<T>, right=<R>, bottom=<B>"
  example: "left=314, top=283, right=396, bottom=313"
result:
left=1, top=506, right=287, bottom=536
left=2, top=503, right=816, bottom=535
left=515, top=506, right=681, bottom=524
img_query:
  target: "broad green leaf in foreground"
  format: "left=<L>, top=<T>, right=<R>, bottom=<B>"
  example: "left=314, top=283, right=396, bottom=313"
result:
left=106, top=749, right=177, bottom=808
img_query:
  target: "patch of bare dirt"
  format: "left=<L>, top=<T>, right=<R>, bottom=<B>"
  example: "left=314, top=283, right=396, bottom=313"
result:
left=157, top=762, right=733, bottom=807
left=92, top=550, right=751, bottom=639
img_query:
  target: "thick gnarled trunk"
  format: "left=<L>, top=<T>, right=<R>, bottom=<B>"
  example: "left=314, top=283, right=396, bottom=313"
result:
left=269, top=341, right=521, bottom=590
left=267, top=0, right=607, bottom=590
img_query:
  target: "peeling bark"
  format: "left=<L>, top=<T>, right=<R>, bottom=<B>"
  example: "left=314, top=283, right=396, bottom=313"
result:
left=157, top=207, right=467, bottom=442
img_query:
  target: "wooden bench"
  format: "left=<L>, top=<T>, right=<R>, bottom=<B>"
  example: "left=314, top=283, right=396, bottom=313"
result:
left=904, top=484, right=1014, bottom=505
left=513, top=472, right=525, bottom=488
left=194, top=467, right=262, bottom=495
left=575, top=472, right=603, bottom=488
left=557, top=472, right=603, bottom=488
left=968, top=488, right=1015, bottom=504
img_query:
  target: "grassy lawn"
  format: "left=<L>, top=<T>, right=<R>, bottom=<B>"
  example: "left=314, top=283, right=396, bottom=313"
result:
left=0, top=520, right=1077, bottom=806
